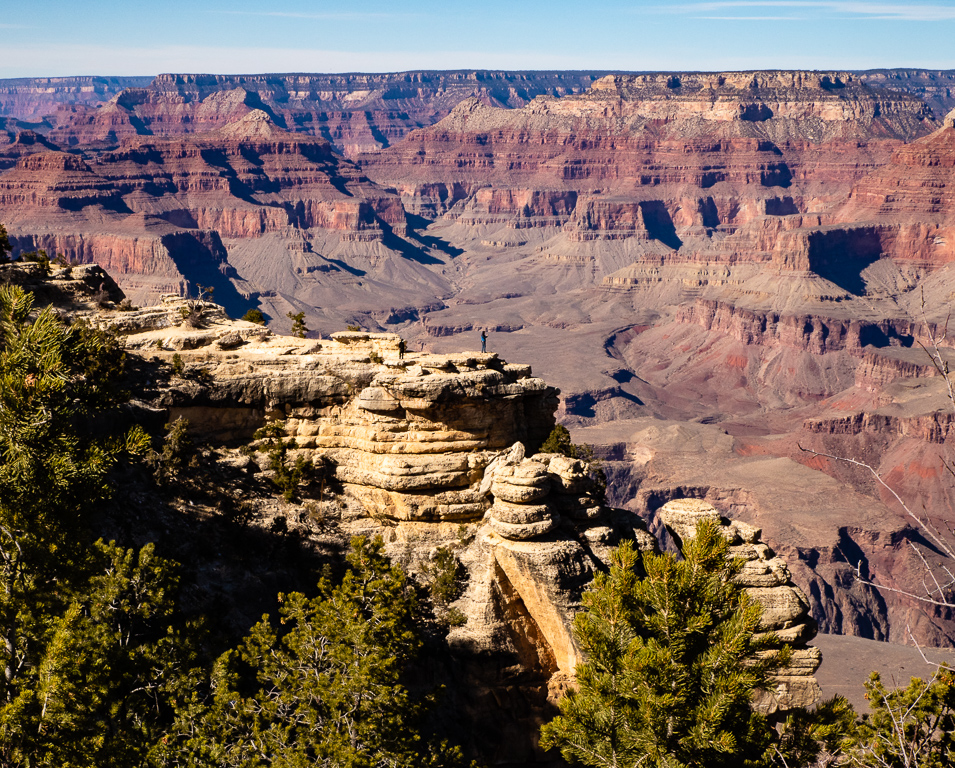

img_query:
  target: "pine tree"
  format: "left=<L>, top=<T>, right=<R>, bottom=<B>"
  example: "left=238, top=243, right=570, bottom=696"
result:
left=287, top=311, right=308, bottom=338
left=540, top=520, right=780, bottom=768
left=0, top=284, right=196, bottom=766
left=1, top=541, right=199, bottom=768
left=157, top=536, right=462, bottom=768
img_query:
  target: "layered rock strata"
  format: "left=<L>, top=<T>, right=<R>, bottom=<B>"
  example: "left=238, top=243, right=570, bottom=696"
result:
left=93, top=281, right=657, bottom=705
left=2, top=71, right=606, bottom=157
left=1, top=69, right=951, bottom=155
left=658, top=498, right=822, bottom=713
left=0, top=110, right=416, bottom=308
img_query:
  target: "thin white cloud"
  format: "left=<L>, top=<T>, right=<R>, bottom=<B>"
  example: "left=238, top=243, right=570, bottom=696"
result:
left=1, top=42, right=953, bottom=80
left=669, top=2, right=955, bottom=21
left=0, top=43, right=623, bottom=79
left=213, top=11, right=410, bottom=21
left=699, top=14, right=805, bottom=19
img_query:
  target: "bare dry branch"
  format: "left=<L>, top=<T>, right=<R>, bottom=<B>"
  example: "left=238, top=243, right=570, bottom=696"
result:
left=797, top=444, right=955, bottom=561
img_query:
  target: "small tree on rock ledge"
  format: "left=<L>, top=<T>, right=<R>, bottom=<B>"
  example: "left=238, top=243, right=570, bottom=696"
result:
left=287, top=311, right=308, bottom=338
left=540, top=520, right=783, bottom=768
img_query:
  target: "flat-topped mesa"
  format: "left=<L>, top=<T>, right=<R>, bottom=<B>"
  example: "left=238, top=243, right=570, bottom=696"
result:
left=593, top=70, right=862, bottom=96
left=658, top=499, right=821, bottom=714
left=586, top=71, right=932, bottom=124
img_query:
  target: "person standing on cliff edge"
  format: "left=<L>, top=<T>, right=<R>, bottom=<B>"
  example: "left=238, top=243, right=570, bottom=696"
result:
left=398, top=338, right=406, bottom=360
left=480, top=329, right=488, bottom=353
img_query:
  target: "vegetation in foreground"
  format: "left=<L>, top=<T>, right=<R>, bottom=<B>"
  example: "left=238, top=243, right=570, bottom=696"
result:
left=0, top=281, right=462, bottom=767
left=0, top=268, right=953, bottom=767
left=540, top=518, right=955, bottom=768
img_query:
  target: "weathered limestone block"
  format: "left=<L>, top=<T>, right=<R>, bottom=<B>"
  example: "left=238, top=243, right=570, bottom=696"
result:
left=491, top=461, right=552, bottom=503
left=124, top=314, right=558, bottom=523
left=333, top=451, right=472, bottom=492
left=344, top=484, right=489, bottom=522
left=756, top=647, right=824, bottom=711
left=658, top=498, right=822, bottom=714
left=481, top=531, right=593, bottom=676
left=488, top=516, right=559, bottom=540
left=748, top=585, right=813, bottom=631
left=491, top=499, right=555, bottom=525
left=356, top=386, right=400, bottom=412
left=540, top=454, right=592, bottom=495
left=732, top=542, right=794, bottom=587
left=214, top=330, right=245, bottom=350
left=486, top=453, right=563, bottom=541
left=657, top=497, right=722, bottom=546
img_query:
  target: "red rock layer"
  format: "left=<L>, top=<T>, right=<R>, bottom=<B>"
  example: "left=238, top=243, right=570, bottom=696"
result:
left=32, top=71, right=607, bottom=157
left=0, top=111, right=404, bottom=236
left=831, top=115, right=955, bottom=265
left=0, top=110, right=410, bottom=305
left=361, top=71, right=942, bottom=283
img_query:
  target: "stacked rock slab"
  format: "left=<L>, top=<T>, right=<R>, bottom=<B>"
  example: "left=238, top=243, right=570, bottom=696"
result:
left=658, top=498, right=822, bottom=714
left=486, top=446, right=559, bottom=541
left=474, top=445, right=657, bottom=683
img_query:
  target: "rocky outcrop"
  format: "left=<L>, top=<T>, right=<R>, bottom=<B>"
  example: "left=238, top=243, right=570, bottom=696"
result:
left=76, top=279, right=661, bottom=714
left=98, top=289, right=814, bottom=715
left=658, top=498, right=822, bottom=714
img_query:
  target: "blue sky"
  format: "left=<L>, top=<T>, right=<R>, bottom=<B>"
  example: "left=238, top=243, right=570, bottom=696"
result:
left=1, top=1, right=954, bottom=78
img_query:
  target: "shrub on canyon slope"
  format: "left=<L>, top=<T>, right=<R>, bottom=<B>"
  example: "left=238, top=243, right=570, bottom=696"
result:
left=540, top=424, right=606, bottom=502
left=287, top=310, right=308, bottom=338
left=842, top=669, right=955, bottom=768
left=241, top=307, right=266, bottom=325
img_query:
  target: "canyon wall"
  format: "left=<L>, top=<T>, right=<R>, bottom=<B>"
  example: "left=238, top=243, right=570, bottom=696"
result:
left=2, top=68, right=951, bottom=154
left=2, top=70, right=955, bottom=649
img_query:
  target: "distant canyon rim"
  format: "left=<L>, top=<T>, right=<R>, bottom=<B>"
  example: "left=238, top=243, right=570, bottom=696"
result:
left=3, top=67, right=955, bottom=647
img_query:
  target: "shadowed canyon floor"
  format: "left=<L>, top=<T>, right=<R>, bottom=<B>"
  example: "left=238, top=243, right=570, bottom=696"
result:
left=3, top=69, right=955, bottom=650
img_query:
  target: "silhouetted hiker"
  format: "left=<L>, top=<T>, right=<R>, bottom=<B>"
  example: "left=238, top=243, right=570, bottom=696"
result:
left=480, top=330, right=488, bottom=353
left=398, top=338, right=406, bottom=360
